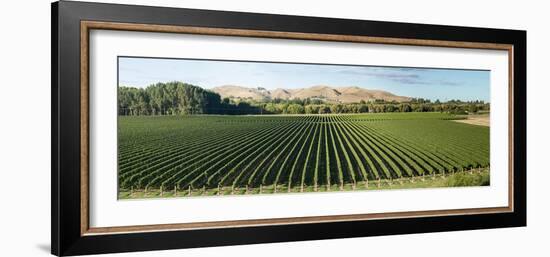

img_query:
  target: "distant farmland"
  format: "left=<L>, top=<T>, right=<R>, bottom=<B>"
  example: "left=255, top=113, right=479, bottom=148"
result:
left=118, top=113, right=489, bottom=198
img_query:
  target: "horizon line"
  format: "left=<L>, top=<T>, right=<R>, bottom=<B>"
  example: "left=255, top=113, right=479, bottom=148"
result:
left=118, top=82, right=489, bottom=103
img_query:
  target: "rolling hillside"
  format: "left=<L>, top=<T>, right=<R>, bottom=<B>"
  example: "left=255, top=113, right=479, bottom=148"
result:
left=211, top=85, right=411, bottom=103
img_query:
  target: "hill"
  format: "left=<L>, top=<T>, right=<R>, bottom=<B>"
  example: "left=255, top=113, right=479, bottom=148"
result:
left=211, top=85, right=411, bottom=103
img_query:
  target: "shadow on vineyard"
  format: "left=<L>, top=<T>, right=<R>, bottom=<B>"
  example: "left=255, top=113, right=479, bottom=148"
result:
left=118, top=169, right=490, bottom=199
left=117, top=112, right=490, bottom=199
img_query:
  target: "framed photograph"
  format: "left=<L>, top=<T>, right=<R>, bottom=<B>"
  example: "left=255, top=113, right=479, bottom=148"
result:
left=52, top=1, right=526, bottom=256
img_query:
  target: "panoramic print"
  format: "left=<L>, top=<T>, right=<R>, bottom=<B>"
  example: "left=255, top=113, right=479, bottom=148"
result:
left=117, top=57, right=490, bottom=199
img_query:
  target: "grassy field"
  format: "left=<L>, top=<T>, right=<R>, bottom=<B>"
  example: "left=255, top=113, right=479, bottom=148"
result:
left=118, top=112, right=490, bottom=199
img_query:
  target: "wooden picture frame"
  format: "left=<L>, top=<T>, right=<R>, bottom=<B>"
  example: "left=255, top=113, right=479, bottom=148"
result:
left=52, top=1, right=526, bottom=256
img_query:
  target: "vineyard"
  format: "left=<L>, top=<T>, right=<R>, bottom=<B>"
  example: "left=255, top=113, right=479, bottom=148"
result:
left=118, top=112, right=489, bottom=198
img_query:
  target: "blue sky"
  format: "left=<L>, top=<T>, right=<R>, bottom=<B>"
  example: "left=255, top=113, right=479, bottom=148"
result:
left=119, top=57, right=490, bottom=102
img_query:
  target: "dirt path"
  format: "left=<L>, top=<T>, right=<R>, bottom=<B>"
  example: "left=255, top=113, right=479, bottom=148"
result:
left=453, top=114, right=490, bottom=127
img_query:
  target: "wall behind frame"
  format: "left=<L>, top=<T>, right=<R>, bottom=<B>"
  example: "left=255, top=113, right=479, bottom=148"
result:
left=0, top=0, right=544, bottom=256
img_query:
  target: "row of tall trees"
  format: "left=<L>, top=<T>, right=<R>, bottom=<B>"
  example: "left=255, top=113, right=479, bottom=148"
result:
left=119, top=82, right=262, bottom=115
left=119, top=82, right=489, bottom=116
left=251, top=99, right=489, bottom=115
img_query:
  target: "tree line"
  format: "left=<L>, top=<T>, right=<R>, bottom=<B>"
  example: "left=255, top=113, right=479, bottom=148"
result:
left=119, top=82, right=489, bottom=116
left=258, top=99, right=488, bottom=115
left=119, top=82, right=262, bottom=115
